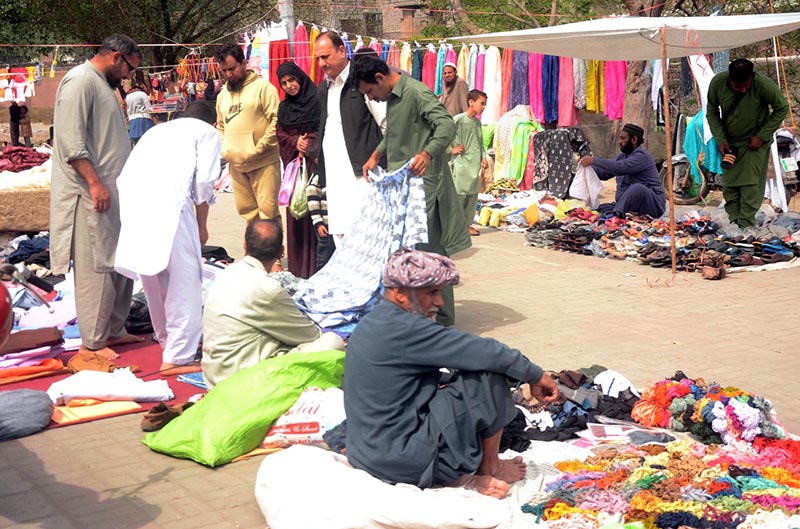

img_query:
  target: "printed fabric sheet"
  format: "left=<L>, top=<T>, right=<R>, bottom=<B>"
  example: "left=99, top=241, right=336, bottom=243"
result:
left=294, top=163, right=428, bottom=327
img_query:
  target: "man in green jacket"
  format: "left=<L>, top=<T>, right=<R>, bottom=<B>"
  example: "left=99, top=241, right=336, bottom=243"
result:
left=356, top=55, right=470, bottom=327
left=707, top=58, right=788, bottom=229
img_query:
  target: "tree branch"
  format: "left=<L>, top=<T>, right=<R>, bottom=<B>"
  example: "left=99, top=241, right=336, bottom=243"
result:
left=449, top=0, right=488, bottom=34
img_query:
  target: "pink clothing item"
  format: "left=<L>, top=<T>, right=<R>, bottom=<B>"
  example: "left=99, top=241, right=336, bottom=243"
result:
left=387, top=43, right=401, bottom=68
left=521, top=132, right=537, bottom=191
left=557, top=56, right=579, bottom=127
left=528, top=53, right=544, bottom=123
left=17, top=296, right=77, bottom=330
left=445, top=46, right=457, bottom=66
left=604, top=60, right=627, bottom=120
left=0, top=346, right=59, bottom=369
left=369, top=39, right=382, bottom=54
left=422, top=48, right=438, bottom=91
left=293, top=23, right=311, bottom=75
left=475, top=49, right=486, bottom=91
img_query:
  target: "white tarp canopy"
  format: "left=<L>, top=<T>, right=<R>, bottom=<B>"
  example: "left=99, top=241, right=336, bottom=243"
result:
left=451, top=13, right=800, bottom=61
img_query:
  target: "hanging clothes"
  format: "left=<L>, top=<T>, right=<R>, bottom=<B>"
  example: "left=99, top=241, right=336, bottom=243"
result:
left=509, top=50, right=529, bottom=109
left=309, top=25, right=322, bottom=83
left=412, top=47, right=424, bottom=80
left=650, top=59, right=664, bottom=110
left=293, top=22, right=311, bottom=75
left=387, top=42, right=401, bottom=69
left=457, top=44, right=469, bottom=81
left=500, top=48, right=514, bottom=116
left=557, top=56, right=578, bottom=127
left=467, top=44, right=478, bottom=90
left=369, top=38, right=382, bottom=54
left=475, top=45, right=486, bottom=91
left=533, top=128, right=592, bottom=198
left=294, top=164, right=428, bottom=327
left=269, top=39, right=291, bottom=100
left=481, top=46, right=502, bottom=125
left=381, top=41, right=390, bottom=61
left=355, top=35, right=365, bottom=51
left=542, top=55, right=559, bottom=124
left=342, top=33, right=354, bottom=59
left=422, top=44, right=437, bottom=91
left=492, top=105, right=534, bottom=182
left=445, top=44, right=457, bottom=66
left=434, top=43, right=447, bottom=96
left=684, top=112, right=722, bottom=183
left=573, top=58, right=587, bottom=110
left=585, top=60, right=604, bottom=113
left=522, top=132, right=538, bottom=190
left=679, top=57, right=692, bottom=96
left=507, top=120, right=541, bottom=184
left=603, top=60, right=626, bottom=120
left=527, top=53, right=544, bottom=123
left=688, top=54, right=716, bottom=143
left=400, top=42, right=413, bottom=74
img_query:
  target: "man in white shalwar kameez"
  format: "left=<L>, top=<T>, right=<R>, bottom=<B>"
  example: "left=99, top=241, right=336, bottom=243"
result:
left=115, top=101, right=221, bottom=375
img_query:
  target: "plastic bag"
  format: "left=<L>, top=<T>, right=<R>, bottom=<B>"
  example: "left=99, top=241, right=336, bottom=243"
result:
left=289, top=158, right=309, bottom=219
left=142, top=349, right=345, bottom=466
left=262, top=387, right=345, bottom=449
left=279, top=157, right=301, bottom=207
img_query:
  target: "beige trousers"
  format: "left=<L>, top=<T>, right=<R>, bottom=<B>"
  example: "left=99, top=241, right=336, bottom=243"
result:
left=229, top=162, right=282, bottom=221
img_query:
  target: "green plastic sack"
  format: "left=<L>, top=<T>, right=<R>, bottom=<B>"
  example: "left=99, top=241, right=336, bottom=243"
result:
left=142, top=349, right=345, bottom=466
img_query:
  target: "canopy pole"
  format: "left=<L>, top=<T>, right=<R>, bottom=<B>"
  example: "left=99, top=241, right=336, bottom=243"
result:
left=660, top=27, right=677, bottom=274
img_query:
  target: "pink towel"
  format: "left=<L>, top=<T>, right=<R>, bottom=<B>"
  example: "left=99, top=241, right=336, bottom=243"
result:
left=604, top=61, right=627, bottom=120
left=528, top=53, right=544, bottom=123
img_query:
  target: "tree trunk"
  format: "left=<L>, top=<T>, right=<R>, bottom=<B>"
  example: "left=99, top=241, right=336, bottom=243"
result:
left=450, top=0, right=487, bottom=35
left=616, top=0, right=665, bottom=155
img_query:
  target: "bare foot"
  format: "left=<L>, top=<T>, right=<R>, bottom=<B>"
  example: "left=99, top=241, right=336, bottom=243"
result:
left=80, top=345, right=120, bottom=360
left=160, top=362, right=202, bottom=376
left=480, top=456, right=527, bottom=484
left=107, top=333, right=145, bottom=346
left=453, top=475, right=510, bottom=499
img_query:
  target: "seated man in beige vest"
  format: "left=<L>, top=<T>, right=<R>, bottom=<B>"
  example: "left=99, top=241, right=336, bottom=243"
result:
left=202, top=219, right=344, bottom=389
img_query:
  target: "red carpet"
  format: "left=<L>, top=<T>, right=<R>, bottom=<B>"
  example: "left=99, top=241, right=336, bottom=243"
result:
left=0, top=339, right=205, bottom=428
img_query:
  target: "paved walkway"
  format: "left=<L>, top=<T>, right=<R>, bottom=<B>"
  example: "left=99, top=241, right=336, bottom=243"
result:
left=2, top=191, right=799, bottom=529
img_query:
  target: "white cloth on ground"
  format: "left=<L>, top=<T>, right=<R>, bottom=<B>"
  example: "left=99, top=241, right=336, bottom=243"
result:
left=46, top=368, right=174, bottom=405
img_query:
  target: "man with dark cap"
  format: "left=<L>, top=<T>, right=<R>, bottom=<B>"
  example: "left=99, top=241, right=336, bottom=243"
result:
left=343, top=247, right=558, bottom=499
left=707, top=58, right=788, bottom=229
left=579, top=123, right=666, bottom=218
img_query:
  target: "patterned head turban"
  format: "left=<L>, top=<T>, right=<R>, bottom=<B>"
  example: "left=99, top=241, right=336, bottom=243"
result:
left=622, top=123, right=644, bottom=140
left=382, top=247, right=460, bottom=289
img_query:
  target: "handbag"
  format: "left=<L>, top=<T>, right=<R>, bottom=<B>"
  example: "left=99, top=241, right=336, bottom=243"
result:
left=289, top=157, right=310, bottom=219
left=279, top=157, right=302, bottom=207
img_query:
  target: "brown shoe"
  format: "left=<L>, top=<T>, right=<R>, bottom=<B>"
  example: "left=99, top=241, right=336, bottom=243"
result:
left=468, top=226, right=481, bottom=236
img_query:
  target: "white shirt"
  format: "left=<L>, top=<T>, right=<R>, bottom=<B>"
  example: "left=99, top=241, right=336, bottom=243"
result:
left=125, top=90, right=152, bottom=120
left=115, top=118, right=221, bottom=277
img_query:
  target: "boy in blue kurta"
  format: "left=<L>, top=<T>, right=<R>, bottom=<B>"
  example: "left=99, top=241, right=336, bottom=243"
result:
left=344, top=247, right=559, bottom=498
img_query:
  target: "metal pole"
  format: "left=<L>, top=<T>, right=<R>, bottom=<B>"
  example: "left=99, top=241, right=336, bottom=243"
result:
left=661, top=27, right=677, bottom=275
left=278, top=0, right=297, bottom=57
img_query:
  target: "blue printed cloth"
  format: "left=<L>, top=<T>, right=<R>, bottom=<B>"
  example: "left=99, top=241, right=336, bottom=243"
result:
left=294, top=163, right=428, bottom=327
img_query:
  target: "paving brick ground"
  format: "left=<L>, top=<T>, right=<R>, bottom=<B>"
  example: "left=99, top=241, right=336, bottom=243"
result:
left=2, top=191, right=798, bottom=529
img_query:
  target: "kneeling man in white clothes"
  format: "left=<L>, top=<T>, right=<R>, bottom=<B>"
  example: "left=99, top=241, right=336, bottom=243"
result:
left=201, top=219, right=345, bottom=389
left=115, top=100, right=221, bottom=375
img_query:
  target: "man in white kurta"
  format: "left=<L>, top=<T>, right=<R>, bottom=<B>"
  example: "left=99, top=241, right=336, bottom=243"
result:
left=115, top=101, right=221, bottom=374
left=50, top=34, right=143, bottom=360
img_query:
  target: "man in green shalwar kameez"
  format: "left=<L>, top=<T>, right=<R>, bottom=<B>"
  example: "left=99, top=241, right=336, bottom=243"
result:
left=356, top=55, right=471, bottom=327
left=707, top=59, right=788, bottom=228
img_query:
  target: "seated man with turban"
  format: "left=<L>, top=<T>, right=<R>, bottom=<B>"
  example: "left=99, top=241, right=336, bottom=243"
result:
left=343, top=247, right=558, bottom=498
left=579, top=123, right=666, bottom=218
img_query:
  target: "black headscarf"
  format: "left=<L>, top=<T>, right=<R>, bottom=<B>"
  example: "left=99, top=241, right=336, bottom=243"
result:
left=277, top=62, right=320, bottom=129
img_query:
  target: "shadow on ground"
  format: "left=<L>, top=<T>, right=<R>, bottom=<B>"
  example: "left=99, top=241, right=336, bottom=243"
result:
left=455, top=298, right=526, bottom=334
left=0, top=440, right=161, bottom=529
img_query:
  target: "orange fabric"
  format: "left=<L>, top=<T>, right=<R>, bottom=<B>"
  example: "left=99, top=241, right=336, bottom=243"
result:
left=0, top=357, right=65, bottom=380
left=500, top=48, right=513, bottom=115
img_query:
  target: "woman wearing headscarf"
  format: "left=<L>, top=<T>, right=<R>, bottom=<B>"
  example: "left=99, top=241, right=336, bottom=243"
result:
left=276, top=61, right=321, bottom=278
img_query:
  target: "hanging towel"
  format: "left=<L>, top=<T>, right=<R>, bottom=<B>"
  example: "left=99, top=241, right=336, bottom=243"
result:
left=585, top=60, right=604, bottom=113
left=509, top=50, right=529, bottom=109
left=528, top=53, right=544, bottom=123
left=500, top=48, right=513, bottom=115
left=542, top=55, right=559, bottom=124
left=475, top=45, right=486, bottom=91
left=603, top=60, right=626, bottom=120
left=434, top=43, right=447, bottom=96
left=481, top=46, right=503, bottom=124
left=422, top=45, right=437, bottom=91
left=293, top=22, right=311, bottom=75
left=557, top=56, right=578, bottom=127
left=400, top=42, right=413, bottom=74
left=467, top=44, right=478, bottom=89
left=457, top=44, right=469, bottom=81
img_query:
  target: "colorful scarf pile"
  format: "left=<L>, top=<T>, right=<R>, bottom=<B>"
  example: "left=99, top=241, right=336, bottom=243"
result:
left=631, top=372, right=784, bottom=445
left=524, top=438, right=800, bottom=528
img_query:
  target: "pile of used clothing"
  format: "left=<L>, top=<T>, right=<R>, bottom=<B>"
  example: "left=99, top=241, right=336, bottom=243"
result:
left=0, top=146, right=50, bottom=173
